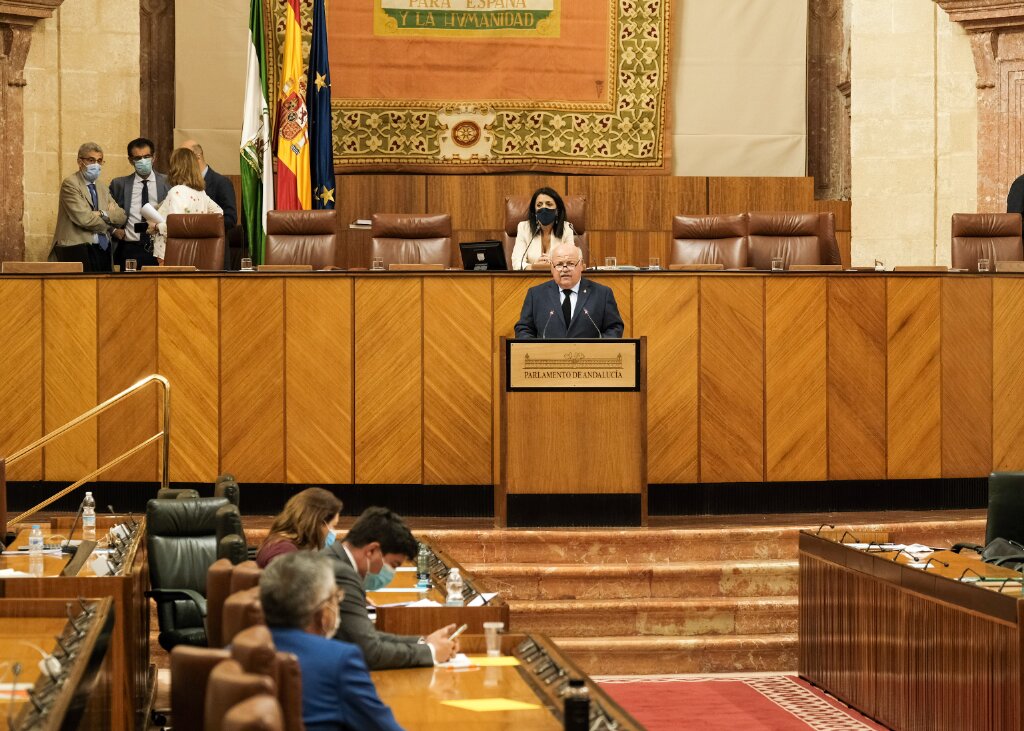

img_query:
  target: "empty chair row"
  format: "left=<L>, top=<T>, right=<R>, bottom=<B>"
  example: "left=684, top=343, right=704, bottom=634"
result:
left=671, top=212, right=840, bottom=269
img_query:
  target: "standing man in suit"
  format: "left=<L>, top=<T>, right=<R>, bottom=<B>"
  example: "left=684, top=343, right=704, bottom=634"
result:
left=515, top=242, right=624, bottom=338
left=322, top=507, right=458, bottom=670
left=50, top=142, right=126, bottom=272
left=109, top=137, right=168, bottom=270
left=181, top=139, right=238, bottom=268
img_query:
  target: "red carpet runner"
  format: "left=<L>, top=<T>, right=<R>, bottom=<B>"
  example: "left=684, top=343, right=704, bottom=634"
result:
left=597, top=674, right=889, bottom=731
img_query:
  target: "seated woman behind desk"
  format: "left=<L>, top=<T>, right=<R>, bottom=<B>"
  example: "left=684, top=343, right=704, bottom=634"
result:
left=256, top=487, right=342, bottom=568
left=150, top=146, right=223, bottom=263
left=510, top=187, right=575, bottom=270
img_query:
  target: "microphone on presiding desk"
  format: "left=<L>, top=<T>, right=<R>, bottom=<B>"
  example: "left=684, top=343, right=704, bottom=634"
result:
left=541, top=310, right=555, bottom=339
left=582, top=308, right=602, bottom=338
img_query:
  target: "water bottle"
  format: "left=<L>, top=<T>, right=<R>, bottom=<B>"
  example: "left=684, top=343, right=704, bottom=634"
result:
left=445, top=567, right=465, bottom=606
left=416, top=544, right=431, bottom=590
left=82, top=492, right=96, bottom=540
left=563, top=678, right=590, bottom=731
left=28, top=524, right=44, bottom=557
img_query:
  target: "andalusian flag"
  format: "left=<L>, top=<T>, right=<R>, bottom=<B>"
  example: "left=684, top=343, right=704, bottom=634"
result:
left=276, top=0, right=311, bottom=210
left=240, top=0, right=274, bottom=263
left=309, top=0, right=336, bottom=209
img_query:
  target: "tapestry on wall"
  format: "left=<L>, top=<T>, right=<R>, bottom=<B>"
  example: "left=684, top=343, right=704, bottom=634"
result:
left=264, top=0, right=674, bottom=173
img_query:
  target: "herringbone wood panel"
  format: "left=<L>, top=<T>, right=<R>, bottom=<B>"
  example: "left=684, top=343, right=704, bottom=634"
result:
left=424, top=277, right=491, bottom=485
left=993, top=278, right=1024, bottom=469
left=941, top=278, right=992, bottom=477
left=887, top=278, right=941, bottom=478
left=354, top=278, right=422, bottom=484
left=632, top=275, right=698, bottom=484
left=700, top=277, right=764, bottom=483
left=285, top=278, right=352, bottom=484
left=827, top=278, right=886, bottom=480
left=765, top=278, right=827, bottom=482
left=43, top=279, right=97, bottom=481
left=0, top=280, right=42, bottom=480
left=98, top=279, right=158, bottom=481
left=221, top=279, right=285, bottom=482
left=157, top=278, right=219, bottom=482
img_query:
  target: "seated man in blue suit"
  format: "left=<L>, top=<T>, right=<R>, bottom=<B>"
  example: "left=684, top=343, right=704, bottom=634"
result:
left=514, top=242, right=624, bottom=339
left=262, top=552, right=405, bottom=731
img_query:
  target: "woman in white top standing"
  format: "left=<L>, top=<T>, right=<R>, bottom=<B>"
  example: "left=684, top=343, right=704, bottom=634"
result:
left=511, top=187, right=575, bottom=270
left=150, top=147, right=223, bottom=263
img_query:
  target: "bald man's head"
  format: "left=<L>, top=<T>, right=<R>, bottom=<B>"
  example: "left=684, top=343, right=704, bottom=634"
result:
left=549, top=242, right=584, bottom=288
left=180, top=140, right=205, bottom=165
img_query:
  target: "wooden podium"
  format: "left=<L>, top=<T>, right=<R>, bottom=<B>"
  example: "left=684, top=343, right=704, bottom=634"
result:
left=498, top=337, right=646, bottom=527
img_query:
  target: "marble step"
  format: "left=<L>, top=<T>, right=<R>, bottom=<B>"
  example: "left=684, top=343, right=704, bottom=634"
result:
left=556, top=634, right=798, bottom=675
left=508, top=596, right=797, bottom=638
left=425, top=517, right=984, bottom=565
left=464, top=559, right=799, bottom=600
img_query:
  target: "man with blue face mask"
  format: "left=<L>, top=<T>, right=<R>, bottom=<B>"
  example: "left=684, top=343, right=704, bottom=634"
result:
left=50, top=142, right=127, bottom=271
left=323, top=506, right=459, bottom=669
left=109, top=137, right=169, bottom=271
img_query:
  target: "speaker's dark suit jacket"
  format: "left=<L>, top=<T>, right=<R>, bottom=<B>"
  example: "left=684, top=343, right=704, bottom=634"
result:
left=514, top=278, right=624, bottom=339
left=203, top=166, right=237, bottom=230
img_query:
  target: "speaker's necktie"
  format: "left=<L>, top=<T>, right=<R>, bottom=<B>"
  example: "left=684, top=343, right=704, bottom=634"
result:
left=562, top=289, right=573, bottom=328
left=140, top=179, right=151, bottom=250
left=88, top=183, right=109, bottom=251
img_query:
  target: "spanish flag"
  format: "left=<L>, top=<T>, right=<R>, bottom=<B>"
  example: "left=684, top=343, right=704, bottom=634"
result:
left=275, top=0, right=311, bottom=210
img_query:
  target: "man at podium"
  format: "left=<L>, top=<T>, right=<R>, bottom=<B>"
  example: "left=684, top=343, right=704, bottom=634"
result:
left=514, top=243, right=624, bottom=339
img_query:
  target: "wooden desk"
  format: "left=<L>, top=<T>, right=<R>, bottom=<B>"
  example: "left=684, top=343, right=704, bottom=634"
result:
left=799, top=531, right=1024, bottom=730
left=373, top=633, right=642, bottom=731
left=0, top=521, right=148, bottom=731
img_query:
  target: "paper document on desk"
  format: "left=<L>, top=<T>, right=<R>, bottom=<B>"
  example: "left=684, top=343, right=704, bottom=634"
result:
left=0, top=569, right=35, bottom=577
left=436, top=653, right=472, bottom=668
left=374, top=598, right=443, bottom=608
left=468, top=592, right=498, bottom=607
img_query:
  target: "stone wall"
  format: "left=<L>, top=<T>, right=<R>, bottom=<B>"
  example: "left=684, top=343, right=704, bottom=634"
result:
left=851, top=0, right=977, bottom=266
left=22, top=0, right=141, bottom=261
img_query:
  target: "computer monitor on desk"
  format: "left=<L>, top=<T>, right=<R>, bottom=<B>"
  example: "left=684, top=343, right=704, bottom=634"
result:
left=460, top=240, right=507, bottom=271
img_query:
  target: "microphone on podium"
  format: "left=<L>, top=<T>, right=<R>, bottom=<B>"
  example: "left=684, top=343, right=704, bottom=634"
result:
left=582, top=308, right=602, bottom=338
left=541, top=310, right=555, bottom=339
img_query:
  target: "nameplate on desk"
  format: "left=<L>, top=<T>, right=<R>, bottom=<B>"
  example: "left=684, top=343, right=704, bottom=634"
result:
left=256, top=264, right=314, bottom=272
left=996, top=261, right=1024, bottom=272
left=506, top=339, right=640, bottom=391
left=668, top=263, right=724, bottom=271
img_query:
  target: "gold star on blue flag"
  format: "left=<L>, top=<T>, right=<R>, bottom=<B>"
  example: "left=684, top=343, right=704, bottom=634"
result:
left=308, top=0, right=335, bottom=210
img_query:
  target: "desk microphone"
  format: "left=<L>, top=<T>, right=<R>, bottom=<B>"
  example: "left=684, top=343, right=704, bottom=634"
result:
left=815, top=524, right=835, bottom=535
left=541, top=310, right=555, bottom=339
left=890, top=548, right=919, bottom=563
left=922, top=557, right=950, bottom=570
left=839, top=530, right=861, bottom=544
left=62, top=498, right=86, bottom=556
left=582, top=308, right=602, bottom=338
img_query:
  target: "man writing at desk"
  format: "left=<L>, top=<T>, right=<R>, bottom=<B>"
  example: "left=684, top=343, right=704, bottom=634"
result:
left=515, top=242, right=624, bottom=339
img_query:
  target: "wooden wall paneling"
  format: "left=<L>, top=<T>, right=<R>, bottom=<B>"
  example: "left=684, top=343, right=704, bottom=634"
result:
left=354, top=277, right=422, bottom=484
left=941, top=278, right=992, bottom=477
left=810, top=198, right=852, bottom=231
left=585, top=275, right=632, bottom=337
left=335, top=175, right=427, bottom=268
left=492, top=275, right=543, bottom=484
left=632, top=275, right=698, bottom=483
left=835, top=231, right=851, bottom=270
left=993, top=277, right=1024, bottom=470
left=97, top=279, right=158, bottom=482
left=700, top=276, right=764, bottom=483
left=157, top=278, right=219, bottom=482
left=339, top=229, right=372, bottom=270
left=827, top=277, right=886, bottom=480
left=587, top=231, right=672, bottom=269
left=426, top=174, right=559, bottom=232
left=0, top=280, right=42, bottom=480
left=566, top=175, right=707, bottom=230
left=886, top=278, right=942, bottom=478
left=220, top=278, right=286, bottom=482
left=423, top=277, right=492, bottom=485
left=765, top=277, right=827, bottom=482
left=707, top=177, right=815, bottom=214
left=285, top=278, right=352, bottom=484
left=43, top=279, right=97, bottom=481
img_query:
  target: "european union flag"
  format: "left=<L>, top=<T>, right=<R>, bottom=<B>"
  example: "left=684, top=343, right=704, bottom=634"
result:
left=309, top=0, right=336, bottom=209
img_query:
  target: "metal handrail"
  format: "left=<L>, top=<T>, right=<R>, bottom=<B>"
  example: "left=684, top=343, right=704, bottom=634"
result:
left=5, top=374, right=170, bottom=525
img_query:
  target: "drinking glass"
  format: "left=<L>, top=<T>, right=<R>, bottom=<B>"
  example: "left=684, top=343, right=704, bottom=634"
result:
left=978, top=258, right=990, bottom=273
left=604, top=257, right=617, bottom=269
left=648, top=257, right=661, bottom=270
left=771, top=257, right=784, bottom=272
left=124, top=259, right=137, bottom=273
left=240, top=257, right=253, bottom=271
left=372, top=257, right=385, bottom=271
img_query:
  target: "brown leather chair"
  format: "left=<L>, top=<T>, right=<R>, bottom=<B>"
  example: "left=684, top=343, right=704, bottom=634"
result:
left=165, top=213, right=226, bottom=270
left=222, top=586, right=265, bottom=646
left=171, top=645, right=230, bottom=731
left=223, top=695, right=284, bottom=731
left=370, top=213, right=451, bottom=267
left=503, top=195, right=589, bottom=267
left=952, top=213, right=1023, bottom=271
left=747, top=212, right=824, bottom=270
left=816, top=212, right=842, bottom=266
left=230, top=625, right=304, bottom=731
left=671, top=213, right=748, bottom=268
left=207, top=559, right=262, bottom=647
left=265, top=210, right=337, bottom=269
left=205, top=659, right=277, bottom=731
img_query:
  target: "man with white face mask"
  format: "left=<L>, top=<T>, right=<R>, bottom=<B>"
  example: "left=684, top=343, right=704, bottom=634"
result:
left=50, top=142, right=126, bottom=271
left=262, top=552, right=405, bottom=731
left=109, top=137, right=169, bottom=270
left=323, top=506, right=459, bottom=669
